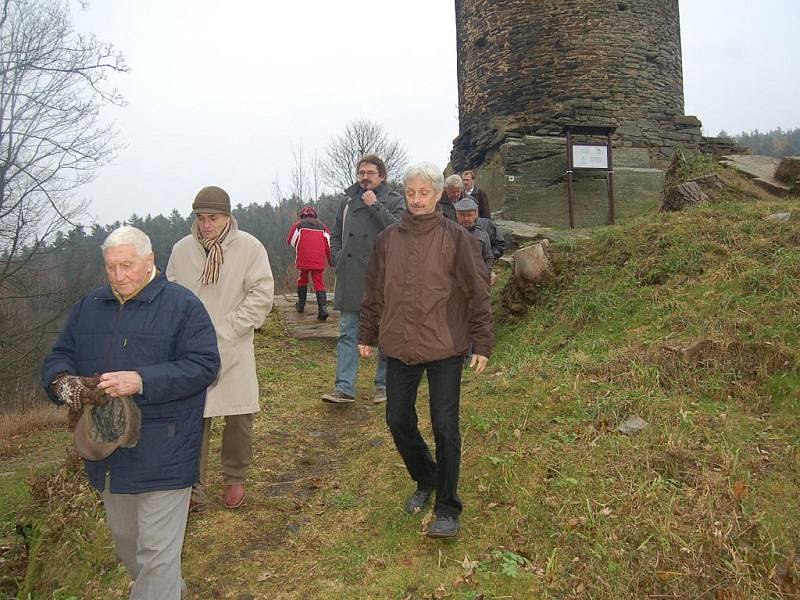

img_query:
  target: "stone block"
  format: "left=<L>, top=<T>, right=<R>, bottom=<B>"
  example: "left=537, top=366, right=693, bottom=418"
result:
left=612, top=147, right=654, bottom=168
left=673, top=115, right=703, bottom=127
left=500, top=166, right=664, bottom=228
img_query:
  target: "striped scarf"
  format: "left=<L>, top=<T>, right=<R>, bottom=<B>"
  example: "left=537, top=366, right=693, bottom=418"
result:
left=197, top=219, right=231, bottom=285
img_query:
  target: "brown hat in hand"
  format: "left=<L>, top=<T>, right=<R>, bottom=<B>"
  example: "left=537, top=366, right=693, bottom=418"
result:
left=192, top=186, right=231, bottom=215
left=74, top=396, right=142, bottom=461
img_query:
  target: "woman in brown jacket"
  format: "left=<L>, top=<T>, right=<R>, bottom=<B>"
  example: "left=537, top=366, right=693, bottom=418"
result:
left=358, top=162, right=492, bottom=539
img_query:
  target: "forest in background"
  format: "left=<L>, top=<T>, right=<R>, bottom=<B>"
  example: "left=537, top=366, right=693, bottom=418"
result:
left=721, top=126, right=800, bottom=157
left=0, top=192, right=344, bottom=409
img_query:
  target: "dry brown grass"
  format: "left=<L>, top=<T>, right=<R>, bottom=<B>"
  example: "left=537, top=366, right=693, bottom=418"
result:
left=0, top=403, right=66, bottom=459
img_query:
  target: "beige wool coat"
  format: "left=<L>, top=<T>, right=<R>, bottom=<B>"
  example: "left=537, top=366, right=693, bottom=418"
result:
left=166, top=217, right=274, bottom=417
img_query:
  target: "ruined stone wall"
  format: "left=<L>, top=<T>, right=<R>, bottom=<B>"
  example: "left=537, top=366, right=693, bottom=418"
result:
left=452, top=0, right=701, bottom=169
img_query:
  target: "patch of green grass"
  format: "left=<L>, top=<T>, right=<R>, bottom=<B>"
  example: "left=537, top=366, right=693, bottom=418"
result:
left=329, top=490, right=358, bottom=510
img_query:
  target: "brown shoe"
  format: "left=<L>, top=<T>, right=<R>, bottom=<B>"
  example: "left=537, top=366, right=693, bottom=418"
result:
left=223, top=484, right=246, bottom=509
left=188, top=498, right=207, bottom=513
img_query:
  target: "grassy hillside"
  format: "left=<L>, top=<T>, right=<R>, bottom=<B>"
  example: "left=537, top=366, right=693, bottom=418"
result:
left=2, top=178, right=798, bottom=599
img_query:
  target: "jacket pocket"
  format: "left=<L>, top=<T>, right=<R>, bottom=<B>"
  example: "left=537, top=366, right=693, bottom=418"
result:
left=131, top=419, right=183, bottom=482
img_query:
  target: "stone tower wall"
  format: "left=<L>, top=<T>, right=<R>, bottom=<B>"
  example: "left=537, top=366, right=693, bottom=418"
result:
left=452, top=0, right=701, bottom=169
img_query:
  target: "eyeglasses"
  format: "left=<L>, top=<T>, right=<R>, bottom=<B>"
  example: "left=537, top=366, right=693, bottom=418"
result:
left=358, top=170, right=380, bottom=177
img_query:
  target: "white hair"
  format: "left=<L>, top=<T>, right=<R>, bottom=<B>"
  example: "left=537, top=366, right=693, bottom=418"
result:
left=404, top=162, right=445, bottom=195
left=444, top=174, right=463, bottom=189
left=101, top=225, right=153, bottom=258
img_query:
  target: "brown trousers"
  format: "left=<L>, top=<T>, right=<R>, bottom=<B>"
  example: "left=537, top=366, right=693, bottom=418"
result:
left=192, top=413, right=256, bottom=503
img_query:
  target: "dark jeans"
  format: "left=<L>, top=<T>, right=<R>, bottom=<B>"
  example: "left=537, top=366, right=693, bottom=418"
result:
left=385, top=354, right=464, bottom=518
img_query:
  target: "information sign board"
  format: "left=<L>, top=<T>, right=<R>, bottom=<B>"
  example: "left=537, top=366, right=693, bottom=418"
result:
left=572, top=144, right=609, bottom=169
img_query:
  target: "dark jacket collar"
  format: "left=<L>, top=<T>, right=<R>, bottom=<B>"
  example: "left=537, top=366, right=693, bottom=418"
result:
left=94, top=272, right=167, bottom=304
left=398, top=209, right=444, bottom=234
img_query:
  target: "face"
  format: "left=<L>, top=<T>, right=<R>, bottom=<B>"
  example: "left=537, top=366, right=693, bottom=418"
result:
left=405, top=176, right=440, bottom=216
left=196, top=213, right=230, bottom=240
left=463, top=172, right=474, bottom=188
left=104, top=244, right=154, bottom=298
left=357, top=162, right=386, bottom=191
left=446, top=185, right=462, bottom=202
left=456, top=209, right=478, bottom=228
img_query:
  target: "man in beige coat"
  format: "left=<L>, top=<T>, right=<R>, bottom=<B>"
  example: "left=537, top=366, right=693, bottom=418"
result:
left=167, top=186, right=274, bottom=510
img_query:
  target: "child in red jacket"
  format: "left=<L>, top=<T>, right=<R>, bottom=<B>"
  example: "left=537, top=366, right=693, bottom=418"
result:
left=287, top=207, right=332, bottom=320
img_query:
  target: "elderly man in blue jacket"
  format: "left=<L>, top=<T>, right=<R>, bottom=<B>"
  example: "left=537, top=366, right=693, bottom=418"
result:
left=42, top=225, right=220, bottom=600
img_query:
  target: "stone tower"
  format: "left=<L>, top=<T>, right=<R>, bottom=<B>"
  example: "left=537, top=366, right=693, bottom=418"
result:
left=451, top=0, right=703, bottom=227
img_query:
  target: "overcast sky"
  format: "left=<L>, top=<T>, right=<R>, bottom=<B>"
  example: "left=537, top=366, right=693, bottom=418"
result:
left=71, top=1, right=800, bottom=225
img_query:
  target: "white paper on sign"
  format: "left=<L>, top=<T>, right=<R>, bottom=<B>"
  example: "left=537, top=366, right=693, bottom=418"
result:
left=572, top=145, right=609, bottom=169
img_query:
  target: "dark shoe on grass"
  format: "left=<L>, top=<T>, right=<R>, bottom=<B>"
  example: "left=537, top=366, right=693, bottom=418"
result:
left=425, top=515, right=459, bottom=539
left=404, top=487, right=433, bottom=514
left=321, top=389, right=355, bottom=403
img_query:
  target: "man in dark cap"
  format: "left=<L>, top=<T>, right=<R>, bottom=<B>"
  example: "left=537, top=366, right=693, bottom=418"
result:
left=454, top=196, right=494, bottom=274
left=167, top=186, right=274, bottom=511
left=42, top=225, right=220, bottom=599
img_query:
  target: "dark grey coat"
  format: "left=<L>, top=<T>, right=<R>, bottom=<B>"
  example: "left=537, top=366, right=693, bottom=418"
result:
left=331, top=181, right=406, bottom=311
left=468, top=224, right=494, bottom=272
left=478, top=217, right=506, bottom=259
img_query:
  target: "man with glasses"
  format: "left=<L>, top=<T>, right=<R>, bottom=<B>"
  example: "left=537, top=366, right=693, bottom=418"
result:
left=321, top=155, right=405, bottom=405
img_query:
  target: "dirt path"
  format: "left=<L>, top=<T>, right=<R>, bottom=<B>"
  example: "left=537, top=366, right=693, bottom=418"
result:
left=180, top=319, right=388, bottom=599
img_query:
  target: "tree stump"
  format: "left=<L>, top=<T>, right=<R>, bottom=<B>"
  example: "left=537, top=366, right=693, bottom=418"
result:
left=775, top=157, right=800, bottom=192
left=661, top=173, right=725, bottom=211
left=502, top=240, right=554, bottom=315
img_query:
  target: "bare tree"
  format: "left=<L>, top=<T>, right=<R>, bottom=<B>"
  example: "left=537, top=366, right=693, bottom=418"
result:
left=0, top=0, right=127, bottom=390
left=309, top=151, right=325, bottom=202
left=270, top=176, right=284, bottom=204
left=288, top=140, right=308, bottom=201
left=322, top=119, right=408, bottom=192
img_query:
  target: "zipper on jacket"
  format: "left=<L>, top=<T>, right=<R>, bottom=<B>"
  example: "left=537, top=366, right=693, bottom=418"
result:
left=105, top=302, right=126, bottom=372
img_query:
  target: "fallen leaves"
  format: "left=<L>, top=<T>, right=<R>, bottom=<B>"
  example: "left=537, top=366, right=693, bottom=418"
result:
left=732, top=480, right=748, bottom=500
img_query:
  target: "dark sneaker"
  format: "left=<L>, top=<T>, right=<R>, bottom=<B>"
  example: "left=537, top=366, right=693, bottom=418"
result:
left=321, top=389, right=355, bottom=404
left=404, top=487, right=433, bottom=514
left=425, top=515, right=459, bottom=539
left=372, top=387, right=387, bottom=404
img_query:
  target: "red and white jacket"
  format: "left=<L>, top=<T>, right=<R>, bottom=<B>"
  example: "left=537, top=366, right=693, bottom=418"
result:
left=287, top=219, right=332, bottom=271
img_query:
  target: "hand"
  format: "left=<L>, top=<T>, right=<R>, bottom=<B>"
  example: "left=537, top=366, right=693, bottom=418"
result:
left=52, top=374, right=109, bottom=409
left=98, top=371, right=142, bottom=398
left=80, top=376, right=112, bottom=406
left=362, top=190, right=377, bottom=206
left=358, top=344, right=373, bottom=358
left=469, top=354, right=489, bottom=377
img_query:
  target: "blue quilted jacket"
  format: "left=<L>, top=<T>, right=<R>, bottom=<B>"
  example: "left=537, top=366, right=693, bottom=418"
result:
left=41, top=274, right=220, bottom=493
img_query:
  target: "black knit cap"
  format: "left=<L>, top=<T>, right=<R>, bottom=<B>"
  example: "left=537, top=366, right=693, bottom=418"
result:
left=192, top=186, right=231, bottom=215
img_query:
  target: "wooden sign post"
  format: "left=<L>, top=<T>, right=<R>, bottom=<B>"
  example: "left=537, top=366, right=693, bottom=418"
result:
left=562, top=124, right=617, bottom=228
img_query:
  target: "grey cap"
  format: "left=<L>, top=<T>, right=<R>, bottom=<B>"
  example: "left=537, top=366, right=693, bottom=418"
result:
left=453, top=197, right=479, bottom=212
